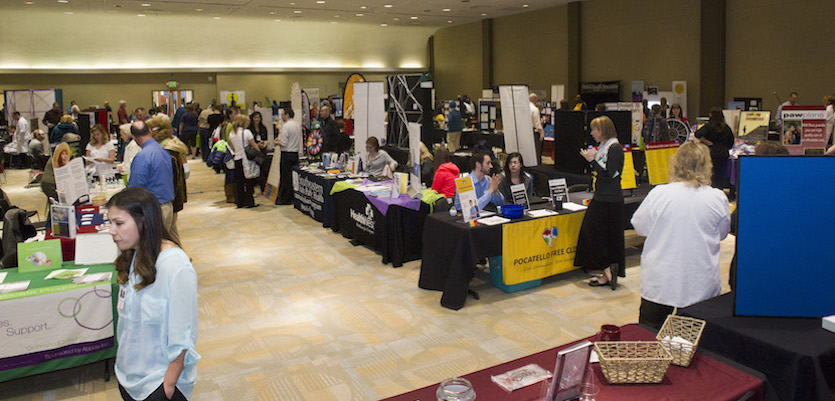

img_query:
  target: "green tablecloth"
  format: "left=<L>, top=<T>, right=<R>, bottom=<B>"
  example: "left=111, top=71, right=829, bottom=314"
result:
left=0, top=262, right=117, bottom=382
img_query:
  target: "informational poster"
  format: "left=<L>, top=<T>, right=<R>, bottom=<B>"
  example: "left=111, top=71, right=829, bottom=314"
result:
left=631, top=81, right=644, bottom=102
left=54, top=157, right=90, bottom=206
left=353, top=82, right=386, bottom=165
left=548, top=178, right=569, bottom=203
left=264, top=151, right=281, bottom=202
left=781, top=106, right=827, bottom=155
left=306, top=88, right=320, bottom=120
left=622, top=145, right=637, bottom=190
left=0, top=283, right=113, bottom=372
left=550, top=84, right=565, bottom=105
left=645, top=141, right=680, bottom=185
left=723, top=109, right=742, bottom=136
left=671, top=80, right=687, bottom=119
left=220, top=90, right=245, bottom=108
left=612, top=102, right=643, bottom=144
left=738, top=111, right=771, bottom=144
left=408, top=122, right=421, bottom=195
left=501, top=212, right=585, bottom=285
left=455, top=176, right=479, bottom=222
left=17, top=240, right=62, bottom=273
left=510, top=184, right=530, bottom=210
left=499, top=85, right=537, bottom=167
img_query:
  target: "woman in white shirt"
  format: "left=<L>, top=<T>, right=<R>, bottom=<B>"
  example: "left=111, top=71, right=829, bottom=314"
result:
left=85, top=124, right=116, bottom=178
left=630, top=141, right=731, bottom=329
left=228, top=114, right=260, bottom=208
left=108, top=187, right=199, bottom=401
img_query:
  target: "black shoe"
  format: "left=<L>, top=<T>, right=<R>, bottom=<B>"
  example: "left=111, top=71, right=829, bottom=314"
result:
left=246, top=204, right=260, bottom=208
left=588, top=280, right=608, bottom=287
left=610, top=265, right=619, bottom=291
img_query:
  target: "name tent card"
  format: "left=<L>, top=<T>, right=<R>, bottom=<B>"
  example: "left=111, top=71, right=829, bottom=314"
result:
left=510, top=183, right=530, bottom=210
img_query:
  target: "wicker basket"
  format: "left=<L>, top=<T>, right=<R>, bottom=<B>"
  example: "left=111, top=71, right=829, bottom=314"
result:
left=656, top=314, right=706, bottom=367
left=594, top=341, right=672, bottom=384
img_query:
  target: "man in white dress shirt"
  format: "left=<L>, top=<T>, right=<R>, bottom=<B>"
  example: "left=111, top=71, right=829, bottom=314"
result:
left=529, top=93, right=544, bottom=164
left=275, top=109, right=302, bottom=205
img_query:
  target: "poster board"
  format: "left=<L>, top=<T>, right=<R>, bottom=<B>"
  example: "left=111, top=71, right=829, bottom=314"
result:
left=644, top=142, right=679, bottom=185
left=264, top=151, right=281, bottom=202
left=781, top=106, right=827, bottom=155
left=455, top=176, right=479, bottom=222
left=738, top=111, right=770, bottom=144
left=499, top=85, right=537, bottom=167
left=220, top=90, right=245, bottom=109
left=408, top=122, right=421, bottom=195
left=735, top=156, right=835, bottom=317
left=352, top=82, right=386, bottom=166
left=621, top=145, right=637, bottom=190
left=17, top=240, right=63, bottom=273
left=54, top=156, right=90, bottom=206
left=722, top=109, right=741, bottom=136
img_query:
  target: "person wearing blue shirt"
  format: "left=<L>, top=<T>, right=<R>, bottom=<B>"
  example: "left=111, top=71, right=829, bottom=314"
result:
left=454, top=150, right=504, bottom=211
left=107, top=187, right=199, bottom=401
left=170, top=103, right=187, bottom=135
left=128, top=120, right=175, bottom=233
left=447, top=101, right=463, bottom=152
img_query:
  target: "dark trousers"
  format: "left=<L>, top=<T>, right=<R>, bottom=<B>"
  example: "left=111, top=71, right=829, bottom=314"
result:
left=198, top=128, right=210, bottom=162
left=639, top=298, right=675, bottom=331
left=278, top=151, right=299, bottom=204
left=533, top=129, right=543, bottom=164
left=119, top=383, right=186, bottom=401
left=233, top=159, right=255, bottom=208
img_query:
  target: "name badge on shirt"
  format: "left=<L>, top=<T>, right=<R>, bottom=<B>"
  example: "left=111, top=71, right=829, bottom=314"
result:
left=117, top=286, right=126, bottom=310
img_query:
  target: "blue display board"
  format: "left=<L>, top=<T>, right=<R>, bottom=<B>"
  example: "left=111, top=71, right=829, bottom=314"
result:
left=735, top=156, right=835, bottom=317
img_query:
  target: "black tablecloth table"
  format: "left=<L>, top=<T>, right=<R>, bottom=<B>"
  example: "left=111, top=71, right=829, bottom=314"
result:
left=292, top=166, right=339, bottom=228
left=680, top=293, right=835, bottom=401
left=462, top=131, right=505, bottom=150
left=331, top=188, right=434, bottom=267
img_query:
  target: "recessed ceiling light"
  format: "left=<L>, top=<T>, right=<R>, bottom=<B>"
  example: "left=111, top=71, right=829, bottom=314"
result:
left=289, top=1, right=295, bottom=5
left=195, top=8, right=202, bottom=11
left=141, top=3, right=151, bottom=6
left=268, top=11, right=275, bottom=14
left=355, top=13, right=363, bottom=16
left=64, top=11, right=73, bottom=14
left=522, top=4, right=529, bottom=7
left=331, top=21, right=337, bottom=24
left=480, top=13, right=487, bottom=16
left=410, top=16, right=418, bottom=19
left=212, top=16, right=221, bottom=19
left=384, top=4, right=392, bottom=7
left=360, top=5, right=367, bottom=9
left=380, top=23, right=387, bottom=26
left=334, top=14, right=340, bottom=17
left=137, top=14, right=146, bottom=16
left=293, top=10, right=301, bottom=13
left=57, top=0, right=68, bottom=3
left=274, top=19, right=281, bottom=21
left=447, top=20, right=452, bottom=23
left=24, top=1, right=34, bottom=4
left=442, top=8, right=450, bottom=12
left=316, top=0, right=325, bottom=3
left=393, top=17, right=399, bottom=21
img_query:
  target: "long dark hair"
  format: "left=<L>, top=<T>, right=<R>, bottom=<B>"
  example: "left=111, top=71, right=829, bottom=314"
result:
left=503, top=152, right=525, bottom=179
left=708, top=107, right=726, bottom=130
left=248, top=111, right=267, bottom=138
left=107, top=187, right=181, bottom=290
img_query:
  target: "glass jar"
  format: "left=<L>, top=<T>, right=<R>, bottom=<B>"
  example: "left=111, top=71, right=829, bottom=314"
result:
left=436, top=377, right=476, bottom=401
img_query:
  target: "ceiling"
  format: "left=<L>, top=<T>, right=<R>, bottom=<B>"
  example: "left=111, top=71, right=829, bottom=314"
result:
left=5, top=0, right=577, bottom=27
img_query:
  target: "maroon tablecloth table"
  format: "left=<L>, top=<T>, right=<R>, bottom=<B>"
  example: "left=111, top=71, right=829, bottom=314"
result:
left=380, top=324, right=764, bottom=401
left=44, top=205, right=104, bottom=261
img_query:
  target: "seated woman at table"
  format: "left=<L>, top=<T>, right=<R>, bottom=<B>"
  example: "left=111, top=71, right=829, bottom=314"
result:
left=631, top=142, right=730, bottom=330
left=108, top=187, right=200, bottom=401
left=498, top=152, right=535, bottom=202
left=576, top=116, right=625, bottom=290
left=431, top=147, right=459, bottom=198
left=85, top=124, right=116, bottom=178
left=364, top=137, right=398, bottom=177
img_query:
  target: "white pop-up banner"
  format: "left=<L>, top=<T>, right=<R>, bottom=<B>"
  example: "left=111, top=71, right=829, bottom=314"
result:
left=353, top=82, right=386, bottom=166
left=499, top=85, right=537, bottom=167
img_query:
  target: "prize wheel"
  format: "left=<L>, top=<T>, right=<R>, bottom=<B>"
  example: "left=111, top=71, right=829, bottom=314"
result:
left=667, top=119, right=690, bottom=143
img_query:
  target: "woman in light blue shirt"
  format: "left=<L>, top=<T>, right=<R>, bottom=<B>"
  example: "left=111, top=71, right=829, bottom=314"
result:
left=108, top=187, right=200, bottom=401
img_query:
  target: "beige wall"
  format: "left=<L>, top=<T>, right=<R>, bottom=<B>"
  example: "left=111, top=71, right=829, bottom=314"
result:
left=493, top=7, right=570, bottom=96
left=215, top=72, right=388, bottom=107
left=432, top=22, right=484, bottom=102
left=726, top=0, right=835, bottom=114
left=0, top=9, right=433, bottom=72
left=581, top=0, right=702, bottom=119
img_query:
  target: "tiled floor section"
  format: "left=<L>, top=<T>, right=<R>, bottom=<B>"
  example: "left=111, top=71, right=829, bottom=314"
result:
left=0, top=161, right=736, bottom=400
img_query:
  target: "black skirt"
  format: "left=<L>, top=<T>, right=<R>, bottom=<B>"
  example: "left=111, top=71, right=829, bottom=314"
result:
left=574, top=198, right=625, bottom=276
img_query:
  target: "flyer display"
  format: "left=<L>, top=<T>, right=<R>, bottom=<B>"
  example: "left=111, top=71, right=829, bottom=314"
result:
left=621, top=145, right=637, bottom=190
left=645, top=142, right=680, bottom=186
left=510, top=184, right=530, bottom=210
left=455, top=176, right=480, bottom=222
left=738, top=111, right=771, bottom=144
left=781, top=106, right=827, bottom=155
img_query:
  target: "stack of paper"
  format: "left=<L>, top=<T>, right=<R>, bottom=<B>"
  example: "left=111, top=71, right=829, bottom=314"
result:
left=561, top=202, right=588, bottom=211
left=477, top=216, right=511, bottom=226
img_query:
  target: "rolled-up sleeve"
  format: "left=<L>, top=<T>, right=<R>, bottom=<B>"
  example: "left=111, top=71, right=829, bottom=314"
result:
left=166, top=263, right=200, bottom=366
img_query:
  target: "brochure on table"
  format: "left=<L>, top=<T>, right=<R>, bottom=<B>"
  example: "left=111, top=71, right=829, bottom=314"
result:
left=17, top=239, right=63, bottom=273
left=781, top=106, right=827, bottom=155
left=455, top=176, right=480, bottom=222
left=50, top=204, right=77, bottom=238
left=54, top=157, right=90, bottom=206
